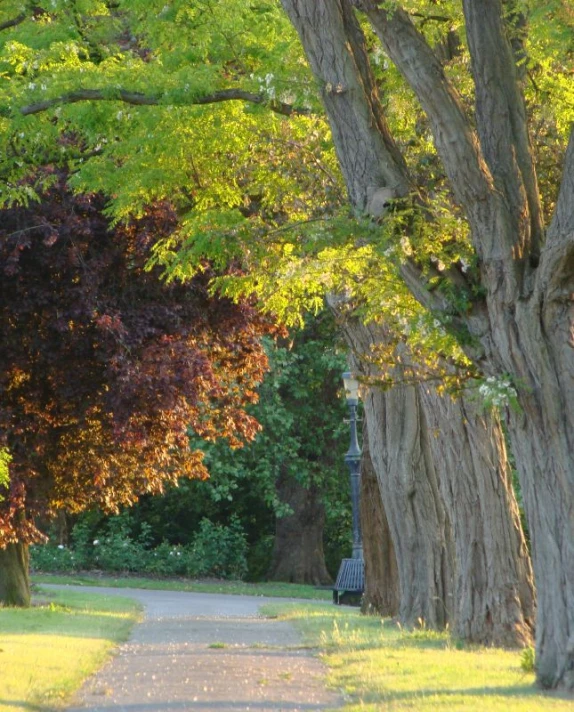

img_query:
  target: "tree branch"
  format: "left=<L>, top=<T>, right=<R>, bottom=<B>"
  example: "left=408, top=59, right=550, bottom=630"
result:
left=548, top=127, right=574, bottom=243
left=280, top=0, right=410, bottom=209
left=356, top=1, right=492, bottom=211
left=462, top=0, right=543, bottom=264
left=537, top=127, right=574, bottom=303
left=354, top=0, right=525, bottom=277
left=19, top=87, right=306, bottom=118
left=0, top=13, right=26, bottom=31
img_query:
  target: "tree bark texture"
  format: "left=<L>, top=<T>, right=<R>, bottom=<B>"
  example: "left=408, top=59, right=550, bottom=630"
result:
left=345, top=317, right=534, bottom=645
left=359, top=423, right=399, bottom=617
left=0, top=543, right=31, bottom=606
left=419, top=388, right=535, bottom=647
left=267, top=470, right=332, bottom=586
left=283, top=0, right=574, bottom=685
left=341, top=317, right=455, bottom=629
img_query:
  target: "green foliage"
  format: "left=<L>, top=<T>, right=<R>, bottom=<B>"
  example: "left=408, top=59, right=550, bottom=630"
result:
left=29, top=542, right=80, bottom=572
left=189, top=516, right=248, bottom=580
left=520, top=645, right=536, bottom=673
left=0, top=448, right=10, bottom=501
left=43, top=313, right=351, bottom=580
left=30, top=512, right=249, bottom=579
left=0, top=0, right=572, bottom=397
left=187, top=313, right=352, bottom=573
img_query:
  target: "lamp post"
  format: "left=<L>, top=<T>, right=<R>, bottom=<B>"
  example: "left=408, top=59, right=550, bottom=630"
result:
left=333, top=372, right=364, bottom=605
left=342, top=371, right=363, bottom=560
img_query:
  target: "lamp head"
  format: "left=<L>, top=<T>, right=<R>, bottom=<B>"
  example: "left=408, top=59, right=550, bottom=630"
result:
left=342, top=371, right=360, bottom=405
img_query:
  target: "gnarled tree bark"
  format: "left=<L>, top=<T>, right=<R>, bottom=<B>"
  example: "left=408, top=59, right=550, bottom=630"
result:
left=359, top=422, right=399, bottom=617
left=419, top=388, right=535, bottom=647
left=341, top=317, right=455, bottom=629
left=286, top=0, right=535, bottom=646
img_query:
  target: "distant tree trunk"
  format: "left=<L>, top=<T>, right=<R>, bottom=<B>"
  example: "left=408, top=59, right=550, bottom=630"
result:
left=0, top=543, right=31, bottom=607
left=360, top=425, right=399, bottom=617
left=420, top=387, right=535, bottom=647
left=267, top=470, right=332, bottom=586
left=364, top=378, right=455, bottom=629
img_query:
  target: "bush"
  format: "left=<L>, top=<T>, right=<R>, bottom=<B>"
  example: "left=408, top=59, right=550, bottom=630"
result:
left=31, top=513, right=249, bottom=580
left=188, top=516, right=248, bottom=580
left=91, top=514, right=148, bottom=572
left=143, top=542, right=188, bottom=577
left=520, top=646, right=536, bottom=673
left=30, top=543, right=82, bottom=572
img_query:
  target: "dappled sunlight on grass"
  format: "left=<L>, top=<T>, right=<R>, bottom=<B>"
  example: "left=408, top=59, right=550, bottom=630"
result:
left=0, top=590, right=140, bottom=711
left=266, top=604, right=574, bottom=711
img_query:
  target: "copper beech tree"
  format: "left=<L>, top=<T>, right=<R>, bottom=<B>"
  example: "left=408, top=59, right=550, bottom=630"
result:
left=0, top=175, right=274, bottom=606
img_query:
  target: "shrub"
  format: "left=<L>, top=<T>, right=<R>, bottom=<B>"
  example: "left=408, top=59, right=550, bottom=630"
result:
left=91, top=515, right=148, bottom=573
left=30, top=543, right=81, bottom=572
left=188, top=517, right=248, bottom=580
left=520, top=646, right=536, bottom=673
left=143, top=542, right=188, bottom=577
left=31, top=513, right=249, bottom=580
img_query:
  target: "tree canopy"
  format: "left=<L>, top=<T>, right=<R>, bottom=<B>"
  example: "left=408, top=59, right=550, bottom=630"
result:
left=0, top=173, right=274, bottom=545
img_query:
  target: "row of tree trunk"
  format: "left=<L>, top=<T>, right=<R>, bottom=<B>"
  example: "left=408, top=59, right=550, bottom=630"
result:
left=347, top=318, right=535, bottom=647
left=281, top=0, right=574, bottom=688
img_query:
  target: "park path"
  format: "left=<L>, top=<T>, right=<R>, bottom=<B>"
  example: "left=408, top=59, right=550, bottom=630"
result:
left=45, top=585, right=342, bottom=712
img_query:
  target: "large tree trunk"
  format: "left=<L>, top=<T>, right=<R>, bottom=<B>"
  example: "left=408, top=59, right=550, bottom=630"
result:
left=420, top=388, right=535, bottom=647
left=364, top=376, right=454, bottom=629
left=506, top=374, right=574, bottom=686
left=267, top=470, right=332, bottom=586
left=474, top=134, right=574, bottom=685
left=360, top=424, right=399, bottom=617
left=360, top=1, right=574, bottom=687
left=0, top=543, right=31, bottom=607
left=489, top=257, right=574, bottom=684
left=341, top=317, right=455, bottom=629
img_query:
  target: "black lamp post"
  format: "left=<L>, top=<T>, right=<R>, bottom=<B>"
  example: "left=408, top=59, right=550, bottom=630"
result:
left=333, top=372, right=365, bottom=605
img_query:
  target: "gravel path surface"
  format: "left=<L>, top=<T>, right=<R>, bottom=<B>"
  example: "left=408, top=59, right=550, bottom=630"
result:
left=44, top=585, right=342, bottom=712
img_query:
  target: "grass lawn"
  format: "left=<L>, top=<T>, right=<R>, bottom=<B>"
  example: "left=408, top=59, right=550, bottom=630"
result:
left=32, top=571, right=332, bottom=600
left=262, top=603, right=574, bottom=712
left=0, top=588, right=141, bottom=711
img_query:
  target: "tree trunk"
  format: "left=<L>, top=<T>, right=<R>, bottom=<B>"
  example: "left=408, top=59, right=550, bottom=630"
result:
left=506, top=387, right=574, bottom=686
left=267, top=470, right=332, bottom=586
left=364, top=377, right=454, bottom=629
left=343, top=312, right=534, bottom=645
left=360, top=424, right=399, bottom=617
left=0, top=543, right=31, bottom=607
left=490, top=277, right=574, bottom=684
left=420, top=387, right=535, bottom=647
left=341, top=317, right=455, bottom=629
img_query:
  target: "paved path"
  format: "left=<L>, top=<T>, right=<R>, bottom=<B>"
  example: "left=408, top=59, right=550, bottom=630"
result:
left=44, top=585, right=342, bottom=712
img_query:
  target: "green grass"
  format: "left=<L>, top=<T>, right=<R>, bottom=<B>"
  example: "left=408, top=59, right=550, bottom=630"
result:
left=0, top=589, right=141, bottom=711
left=261, top=603, right=574, bottom=712
left=32, top=572, right=332, bottom=600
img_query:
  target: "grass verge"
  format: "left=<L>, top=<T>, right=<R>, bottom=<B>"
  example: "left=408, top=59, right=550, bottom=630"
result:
left=32, top=572, right=331, bottom=600
left=262, top=603, right=574, bottom=711
left=0, top=589, right=141, bottom=711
